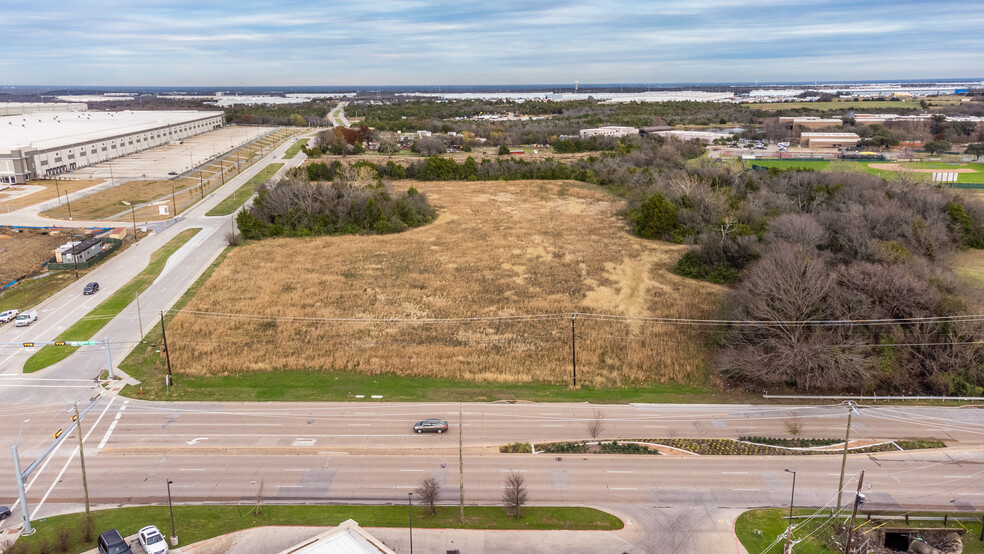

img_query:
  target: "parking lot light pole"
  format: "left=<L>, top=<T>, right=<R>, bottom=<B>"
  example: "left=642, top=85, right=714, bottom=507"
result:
left=167, top=479, right=177, bottom=545
left=784, top=469, right=797, bottom=554
left=122, top=201, right=138, bottom=242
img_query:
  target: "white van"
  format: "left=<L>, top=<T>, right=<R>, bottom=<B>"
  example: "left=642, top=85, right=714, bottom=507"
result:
left=15, top=310, right=37, bottom=327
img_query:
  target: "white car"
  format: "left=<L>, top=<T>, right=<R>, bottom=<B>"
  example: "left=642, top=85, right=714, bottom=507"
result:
left=138, top=525, right=168, bottom=554
left=0, top=309, right=18, bottom=323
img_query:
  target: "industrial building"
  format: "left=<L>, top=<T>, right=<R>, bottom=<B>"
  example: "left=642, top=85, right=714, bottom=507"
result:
left=800, top=132, right=860, bottom=149
left=579, top=126, right=639, bottom=139
left=0, top=110, right=223, bottom=184
left=0, top=102, right=87, bottom=116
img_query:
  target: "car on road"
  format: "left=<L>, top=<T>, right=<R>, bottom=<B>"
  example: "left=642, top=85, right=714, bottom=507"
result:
left=15, top=310, right=37, bottom=327
left=97, top=529, right=133, bottom=554
left=413, top=418, right=448, bottom=433
left=0, top=505, right=11, bottom=520
left=83, top=282, right=100, bottom=295
left=138, top=525, right=169, bottom=554
left=0, top=309, right=18, bottom=323
left=168, top=171, right=178, bottom=176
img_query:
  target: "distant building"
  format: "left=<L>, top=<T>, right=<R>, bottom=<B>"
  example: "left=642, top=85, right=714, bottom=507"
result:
left=654, top=130, right=733, bottom=143
left=579, top=126, right=639, bottom=139
left=0, top=102, right=87, bottom=116
left=779, top=117, right=843, bottom=130
left=800, top=132, right=860, bottom=149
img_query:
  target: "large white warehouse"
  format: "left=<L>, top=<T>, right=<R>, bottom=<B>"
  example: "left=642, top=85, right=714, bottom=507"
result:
left=0, top=110, right=223, bottom=184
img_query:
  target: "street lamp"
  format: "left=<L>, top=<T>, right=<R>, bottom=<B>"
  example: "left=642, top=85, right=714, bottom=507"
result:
left=784, top=469, right=797, bottom=554
left=12, top=418, right=35, bottom=535
left=407, top=492, right=413, bottom=554
left=166, top=479, right=177, bottom=545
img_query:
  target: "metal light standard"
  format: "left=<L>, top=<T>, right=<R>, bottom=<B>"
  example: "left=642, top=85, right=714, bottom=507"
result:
left=784, top=469, right=797, bottom=554
left=166, top=479, right=177, bottom=545
left=407, top=492, right=414, bottom=554
left=121, top=201, right=138, bottom=242
left=11, top=418, right=35, bottom=535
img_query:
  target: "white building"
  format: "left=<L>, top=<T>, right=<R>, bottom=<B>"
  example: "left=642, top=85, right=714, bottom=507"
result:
left=800, top=132, right=860, bottom=149
left=0, top=110, right=223, bottom=184
left=579, top=126, right=639, bottom=139
left=0, top=102, right=87, bottom=116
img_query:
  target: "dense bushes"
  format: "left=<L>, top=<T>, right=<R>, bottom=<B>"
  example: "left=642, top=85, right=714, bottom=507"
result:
left=236, top=177, right=435, bottom=239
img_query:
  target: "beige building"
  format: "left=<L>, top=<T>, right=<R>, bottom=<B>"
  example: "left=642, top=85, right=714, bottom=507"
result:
left=800, top=132, right=860, bottom=149
left=779, top=117, right=842, bottom=130
left=579, top=126, right=639, bottom=139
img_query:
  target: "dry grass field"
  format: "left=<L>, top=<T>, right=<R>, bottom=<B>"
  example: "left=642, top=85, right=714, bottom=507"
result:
left=1, top=179, right=104, bottom=212
left=169, top=179, right=723, bottom=387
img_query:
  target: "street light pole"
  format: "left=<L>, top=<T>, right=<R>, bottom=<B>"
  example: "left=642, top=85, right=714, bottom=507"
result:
left=407, top=492, right=413, bottom=554
left=170, top=181, right=176, bottom=217
left=122, top=201, right=138, bottom=242
left=784, top=469, right=797, bottom=554
left=12, top=419, right=34, bottom=535
left=74, top=404, right=91, bottom=519
left=836, top=402, right=857, bottom=514
left=166, top=479, right=177, bottom=545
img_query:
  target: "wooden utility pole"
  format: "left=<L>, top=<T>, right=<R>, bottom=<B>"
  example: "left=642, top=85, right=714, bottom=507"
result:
left=160, top=311, right=173, bottom=384
left=571, top=314, right=577, bottom=387
left=836, top=402, right=855, bottom=513
left=73, top=404, right=91, bottom=519
left=135, top=292, right=143, bottom=338
left=844, top=468, right=865, bottom=554
left=459, top=403, right=464, bottom=523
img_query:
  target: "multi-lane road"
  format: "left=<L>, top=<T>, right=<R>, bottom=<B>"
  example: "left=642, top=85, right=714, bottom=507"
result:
left=2, top=116, right=984, bottom=552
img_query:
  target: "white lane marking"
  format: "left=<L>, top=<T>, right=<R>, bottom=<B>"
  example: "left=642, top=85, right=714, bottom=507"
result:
left=944, top=476, right=969, bottom=479
left=279, top=485, right=304, bottom=488
left=28, top=397, right=116, bottom=518
left=542, top=425, right=565, bottom=427
left=722, top=472, right=748, bottom=475
left=500, top=469, right=528, bottom=472
left=0, top=384, right=97, bottom=388
left=606, top=471, right=635, bottom=474
left=610, top=487, right=638, bottom=491
left=178, top=468, right=205, bottom=471
left=98, top=400, right=128, bottom=449
left=399, top=469, right=425, bottom=472
left=644, top=425, right=665, bottom=428
left=186, top=438, right=208, bottom=445
left=734, top=489, right=761, bottom=491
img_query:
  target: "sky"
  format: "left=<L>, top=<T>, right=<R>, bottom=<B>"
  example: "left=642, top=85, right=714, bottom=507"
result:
left=1, top=0, right=983, bottom=86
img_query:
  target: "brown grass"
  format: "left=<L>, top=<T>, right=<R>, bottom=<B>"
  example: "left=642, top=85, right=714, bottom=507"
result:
left=1, top=179, right=103, bottom=212
left=170, top=179, right=723, bottom=386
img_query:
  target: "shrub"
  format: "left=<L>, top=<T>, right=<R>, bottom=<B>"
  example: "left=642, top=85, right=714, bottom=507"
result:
left=630, top=192, right=678, bottom=240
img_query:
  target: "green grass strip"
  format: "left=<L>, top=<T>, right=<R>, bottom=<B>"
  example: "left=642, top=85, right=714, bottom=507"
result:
left=283, top=138, right=309, bottom=159
left=23, top=229, right=201, bottom=373
left=205, top=162, right=284, bottom=216
left=14, top=505, right=622, bottom=553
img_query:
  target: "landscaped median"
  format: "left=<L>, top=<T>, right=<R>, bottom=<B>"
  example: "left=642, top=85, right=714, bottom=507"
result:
left=8, top=505, right=622, bottom=554
left=501, top=437, right=946, bottom=456
left=283, top=137, right=310, bottom=159
left=23, top=229, right=201, bottom=373
left=205, top=162, right=284, bottom=216
left=736, top=508, right=984, bottom=554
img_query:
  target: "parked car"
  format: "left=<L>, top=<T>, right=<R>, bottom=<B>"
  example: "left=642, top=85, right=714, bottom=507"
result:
left=0, top=505, right=11, bottom=520
left=138, top=525, right=169, bottom=554
left=97, top=529, right=133, bottom=554
left=413, top=418, right=449, bottom=434
left=168, top=171, right=178, bottom=176
left=83, top=282, right=100, bottom=295
left=0, top=309, right=18, bottom=323
left=15, top=310, right=37, bottom=327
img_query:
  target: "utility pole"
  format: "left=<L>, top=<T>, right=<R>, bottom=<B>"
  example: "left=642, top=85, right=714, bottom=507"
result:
left=73, top=404, right=91, bottom=519
left=844, top=468, right=865, bottom=554
left=459, top=403, right=464, bottom=524
left=135, top=292, right=143, bottom=338
left=199, top=172, right=204, bottom=199
left=571, top=313, right=577, bottom=387
left=836, top=402, right=857, bottom=513
left=170, top=181, right=177, bottom=217
left=160, top=311, right=173, bottom=385
left=784, top=469, right=797, bottom=554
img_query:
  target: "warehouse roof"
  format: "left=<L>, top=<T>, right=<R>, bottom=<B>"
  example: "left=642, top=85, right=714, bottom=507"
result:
left=0, top=110, right=223, bottom=153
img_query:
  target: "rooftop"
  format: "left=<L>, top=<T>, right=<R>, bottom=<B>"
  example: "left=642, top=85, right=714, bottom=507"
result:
left=0, top=110, right=223, bottom=153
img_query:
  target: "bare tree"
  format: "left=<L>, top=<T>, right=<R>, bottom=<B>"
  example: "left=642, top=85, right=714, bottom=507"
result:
left=784, top=412, right=803, bottom=438
left=501, top=471, right=528, bottom=518
left=586, top=409, right=607, bottom=439
left=414, top=475, right=440, bottom=515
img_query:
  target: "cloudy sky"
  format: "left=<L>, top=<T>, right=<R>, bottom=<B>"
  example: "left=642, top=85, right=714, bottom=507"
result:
left=2, top=0, right=982, bottom=86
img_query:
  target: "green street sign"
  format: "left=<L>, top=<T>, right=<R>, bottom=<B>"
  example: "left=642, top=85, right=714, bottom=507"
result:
left=67, top=340, right=101, bottom=346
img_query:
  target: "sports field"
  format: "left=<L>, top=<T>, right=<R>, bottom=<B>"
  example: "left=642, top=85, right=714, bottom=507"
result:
left=746, top=159, right=984, bottom=185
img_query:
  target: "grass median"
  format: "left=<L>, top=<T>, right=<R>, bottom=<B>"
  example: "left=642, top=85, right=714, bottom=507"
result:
left=283, top=138, right=309, bottom=159
left=10, top=505, right=622, bottom=554
left=23, top=229, right=201, bottom=373
left=205, top=162, right=284, bottom=216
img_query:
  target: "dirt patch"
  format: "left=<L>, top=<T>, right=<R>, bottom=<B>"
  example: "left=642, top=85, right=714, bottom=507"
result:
left=170, top=179, right=723, bottom=386
left=868, top=163, right=977, bottom=173
left=0, top=227, right=91, bottom=284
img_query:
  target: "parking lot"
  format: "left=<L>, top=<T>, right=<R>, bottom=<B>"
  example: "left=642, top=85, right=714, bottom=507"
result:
left=70, top=126, right=275, bottom=182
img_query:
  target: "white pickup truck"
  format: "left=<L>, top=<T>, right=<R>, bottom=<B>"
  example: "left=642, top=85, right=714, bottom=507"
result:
left=0, top=309, right=19, bottom=323
left=15, top=310, right=37, bottom=327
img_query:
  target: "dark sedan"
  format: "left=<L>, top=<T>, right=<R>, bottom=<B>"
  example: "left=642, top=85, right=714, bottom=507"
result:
left=413, top=418, right=448, bottom=434
left=83, top=282, right=99, bottom=295
left=0, top=505, right=11, bottom=520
